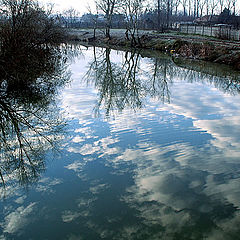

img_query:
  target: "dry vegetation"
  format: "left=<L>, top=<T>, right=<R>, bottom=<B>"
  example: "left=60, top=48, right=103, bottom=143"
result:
left=69, top=28, right=240, bottom=70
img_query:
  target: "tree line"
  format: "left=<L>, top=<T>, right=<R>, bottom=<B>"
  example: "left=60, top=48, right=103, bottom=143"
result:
left=60, top=0, right=239, bottom=39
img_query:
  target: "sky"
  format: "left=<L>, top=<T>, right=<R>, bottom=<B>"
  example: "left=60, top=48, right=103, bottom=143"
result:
left=40, top=0, right=239, bottom=16
left=40, top=0, right=95, bottom=14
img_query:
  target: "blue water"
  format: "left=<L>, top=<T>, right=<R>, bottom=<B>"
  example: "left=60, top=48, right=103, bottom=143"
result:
left=1, top=47, right=240, bottom=240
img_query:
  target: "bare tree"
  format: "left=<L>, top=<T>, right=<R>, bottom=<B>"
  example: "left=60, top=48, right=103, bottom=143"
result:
left=87, top=4, right=99, bottom=39
left=219, top=0, right=226, bottom=13
left=95, top=0, right=122, bottom=39
left=209, top=0, right=218, bottom=15
left=205, top=0, right=209, bottom=15
left=188, top=0, right=192, bottom=16
left=226, top=0, right=237, bottom=15
left=157, top=0, right=162, bottom=30
left=121, top=0, right=146, bottom=46
left=181, top=0, right=188, bottom=16
left=232, top=0, right=236, bottom=15
left=198, top=0, right=206, bottom=17
left=63, top=7, right=79, bottom=28
left=166, top=0, right=172, bottom=27
left=0, top=0, right=66, bottom=53
left=172, top=0, right=181, bottom=15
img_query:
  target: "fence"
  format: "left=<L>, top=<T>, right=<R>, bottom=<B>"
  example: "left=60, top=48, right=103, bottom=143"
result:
left=179, top=24, right=240, bottom=41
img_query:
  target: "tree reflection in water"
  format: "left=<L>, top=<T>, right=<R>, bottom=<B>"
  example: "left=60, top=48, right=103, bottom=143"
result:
left=172, top=57, right=240, bottom=94
left=82, top=47, right=240, bottom=240
left=85, top=46, right=240, bottom=116
left=85, top=47, right=174, bottom=116
left=0, top=45, right=71, bottom=192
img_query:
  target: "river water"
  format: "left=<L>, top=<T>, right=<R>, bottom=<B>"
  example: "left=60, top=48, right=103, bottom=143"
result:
left=1, top=46, right=240, bottom=240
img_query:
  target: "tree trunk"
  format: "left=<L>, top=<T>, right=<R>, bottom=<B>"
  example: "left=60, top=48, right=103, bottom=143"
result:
left=157, top=0, right=161, bottom=31
left=166, top=0, right=170, bottom=28
left=106, top=26, right=110, bottom=39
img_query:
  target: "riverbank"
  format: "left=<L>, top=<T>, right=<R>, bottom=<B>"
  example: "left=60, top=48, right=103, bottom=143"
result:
left=68, top=28, right=240, bottom=70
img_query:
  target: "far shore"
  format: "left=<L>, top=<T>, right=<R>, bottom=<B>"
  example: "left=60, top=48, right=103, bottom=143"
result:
left=68, top=28, right=240, bottom=71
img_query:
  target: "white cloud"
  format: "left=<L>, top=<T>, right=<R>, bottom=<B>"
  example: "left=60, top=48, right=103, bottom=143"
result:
left=72, top=136, right=85, bottom=143
left=89, top=183, right=109, bottom=194
left=36, top=178, right=63, bottom=193
left=68, top=143, right=101, bottom=155
left=62, top=210, right=81, bottom=223
left=1, top=203, right=37, bottom=234
left=65, top=161, right=84, bottom=172
left=194, top=116, right=240, bottom=157
left=14, top=196, right=26, bottom=205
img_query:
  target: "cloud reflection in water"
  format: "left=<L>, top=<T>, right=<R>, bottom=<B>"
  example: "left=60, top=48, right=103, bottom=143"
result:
left=2, top=46, right=240, bottom=239
left=60, top=47, right=240, bottom=239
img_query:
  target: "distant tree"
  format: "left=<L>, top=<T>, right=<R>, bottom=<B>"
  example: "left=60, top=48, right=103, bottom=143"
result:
left=63, top=7, right=80, bottom=28
left=209, top=0, right=218, bottom=15
left=226, top=0, right=237, bottom=15
left=111, top=13, right=125, bottom=28
left=166, top=0, right=172, bottom=27
left=95, top=0, right=122, bottom=38
left=219, top=0, right=226, bottom=13
left=218, top=7, right=240, bottom=28
left=205, top=0, right=209, bottom=15
left=198, top=0, right=206, bottom=17
left=173, top=0, right=181, bottom=15
left=181, top=0, right=188, bottom=16
left=218, top=7, right=231, bottom=23
left=87, top=4, right=99, bottom=39
left=157, top=0, right=162, bottom=30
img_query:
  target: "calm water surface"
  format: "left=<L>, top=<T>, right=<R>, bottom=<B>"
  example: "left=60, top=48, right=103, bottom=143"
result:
left=1, top=46, right=240, bottom=240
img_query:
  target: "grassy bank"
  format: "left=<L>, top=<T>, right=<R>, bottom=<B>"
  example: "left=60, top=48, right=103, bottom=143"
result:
left=68, top=28, right=240, bottom=71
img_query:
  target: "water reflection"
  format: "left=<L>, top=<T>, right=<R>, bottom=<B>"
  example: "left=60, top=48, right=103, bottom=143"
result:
left=173, top=57, right=240, bottom=95
left=63, top=47, right=240, bottom=239
left=116, top=142, right=240, bottom=239
left=85, top=47, right=240, bottom=116
left=85, top=47, right=174, bottom=115
left=0, top=46, right=70, bottom=190
left=1, top=46, right=240, bottom=239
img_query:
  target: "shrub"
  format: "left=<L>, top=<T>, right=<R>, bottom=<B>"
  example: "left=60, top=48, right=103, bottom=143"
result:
left=0, top=0, right=67, bottom=53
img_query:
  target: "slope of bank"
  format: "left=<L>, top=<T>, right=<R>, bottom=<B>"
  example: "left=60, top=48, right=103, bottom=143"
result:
left=68, top=29, right=240, bottom=70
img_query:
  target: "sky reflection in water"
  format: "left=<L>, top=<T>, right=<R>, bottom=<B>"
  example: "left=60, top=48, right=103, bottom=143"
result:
left=1, top=46, right=240, bottom=240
